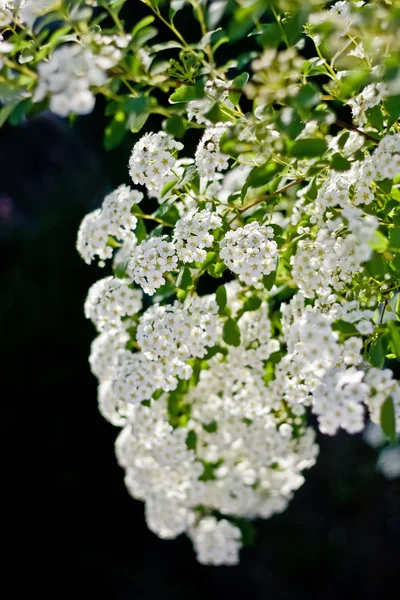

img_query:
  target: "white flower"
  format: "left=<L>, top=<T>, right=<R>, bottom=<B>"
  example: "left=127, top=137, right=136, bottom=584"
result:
left=219, top=221, right=278, bottom=285
left=129, top=131, right=183, bottom=193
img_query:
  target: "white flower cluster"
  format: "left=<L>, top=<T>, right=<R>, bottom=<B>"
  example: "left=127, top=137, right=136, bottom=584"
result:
left=137, top=295, right=219, bottom=362
left=288, top=134, right=400, bottom=300
left=129, top=131, right=183, bottom=192
left=128, top=236, right=177, bottom=295
left=220, top=222, right=278, bottom=285
left=82, top=277, right=319, bottom=564
left=77, top=185, right=143, bottom=266
left=0, top=0, right=56, bottom=27
left=111, top=294, right=220, bottom=406
left=82, top=31, right=131, bottom=70
left=189, top=518, right=242, bottom=566
left=84, top=276, right=143, bottom=333
left=33, top=44, right=111, bottom=117
left=348, top=82, right=388, bottom=127
left=174, top=209, right=222, bottom=263
left=279, top=293, right=400, bottom=436
left=195, top=123, right=230, bottom=180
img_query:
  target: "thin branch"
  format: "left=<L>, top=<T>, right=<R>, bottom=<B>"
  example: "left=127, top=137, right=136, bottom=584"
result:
left=334, top=120, right=378, bottom=143
left=230, top=177, right=306, bottom=224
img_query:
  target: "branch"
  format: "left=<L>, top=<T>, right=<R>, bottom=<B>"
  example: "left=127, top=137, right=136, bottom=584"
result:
left=334, top=120, right=378, bottom=143
left=230, top=177, right=305, bottom=224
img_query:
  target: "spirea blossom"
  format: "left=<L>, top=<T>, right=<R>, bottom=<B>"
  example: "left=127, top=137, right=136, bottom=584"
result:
left=33, top=44, right=109, bottom=116
left=195, top=123, right=230, bottom=180
left=219, top=222, right=278, bottom=285
left=128, top=237, right=178, bottom=295
left=76, top=185, right=142, bottom=266
left=84, top=276, right=143, bottom=333
left=129, top=131, right=183, bottom=192
left=174, top=209, right=222, bottom=263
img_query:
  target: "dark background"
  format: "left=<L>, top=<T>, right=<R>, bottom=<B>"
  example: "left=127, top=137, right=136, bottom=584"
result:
left=1, top=2, right=399, bottom=598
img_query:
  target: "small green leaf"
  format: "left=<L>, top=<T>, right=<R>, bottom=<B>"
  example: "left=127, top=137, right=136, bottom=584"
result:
left=370, top=230, right=388, bottom=253
left=207, top=260, right=226, bottom=278
left=176, top=266, right=194, bottom=290
left=290, top=138, right=328, bottom=158
left=241, top=295, right=262, bottom=313
left=135, top=220, right=147, bottom=243
left=388, top=320, right=400, bottom=358
left=165, top=114, right=186, bottom=138
left=203, top=421, right=218, bottom=433
left=223, top=317, right=241, bottom=347
left=186, top=430, right=197, bottom=450
left=367, top=337, right=385, bottom=368
left=131, top=15, right=155, bottom=39
left=385, top=95, right=400, bottom=128
left=155, top=203, right=180, bottom=225
left=380, top=396, right=397, bottom=444
left=169, top=85, right=203, bottom=104
left=263, top=271, right=277, bottom=291
left=216, top=284, right=227, bottom=312
left=292, top=83, right=321, bottom=109
left=331, top=153, right=351, bottom=172
left=228, top=72, right=249, bottom=106
left=389, top=227, right=400, bottom=252
left=396, top=294, right=400, bottom=320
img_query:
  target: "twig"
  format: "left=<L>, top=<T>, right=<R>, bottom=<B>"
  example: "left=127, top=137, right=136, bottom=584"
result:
left=229, top=177, right=305, bottom=224
left=334, top=120, right=378, bottom=143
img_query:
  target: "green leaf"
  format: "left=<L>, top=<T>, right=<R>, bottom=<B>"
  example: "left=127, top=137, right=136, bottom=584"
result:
left=290, top=138, right=328, bottom=158
left=135, top=220, right=147, bottom=243
left=367, top=337, right=385, bottom=368
left=169, top=84, right=203, bottom=104
left=216, top=284, right=227, bottom=312
left=155, top=202, right=180, bottom=225
left=241, top=295, right=262, bottom=313
left=385, top=95, right=400, bottom=128
left=165, top=114, right=186, bottom=138
left=207, top=260, right=226, bottom=278
left=131, top=15, right=155, bottom=39
left=186, top=430, right=197, bottom=450
left=369, top=230, right=388, bottom=253
left=176, top=266, right=194, bottom=290
left=242, top=161, right=283, bottom=198
left=380, top=396, right=397, bottom=444
left=104, top=116, right=127, bottom=150
left=292, top=83, right=321, bottom=109
left=331, top=153, right=351, bottom=171
left=389, top=227, right=400, bottom=252
left=204, top=102, right=236, bottom=123
left=128, top=112, right=149, bottom=133
left=228, top=72, right=249, bottom=106
left=263, top=271, right=277, bottom=291
left=396, top=294, right=400, bottom=320
left=388, top=320, right=400, bottom=358
left=203, top=421, right=218, bottom=433
left=223, top=317, right=241, bottom=347
left=0, top=99, right=20, bottom=128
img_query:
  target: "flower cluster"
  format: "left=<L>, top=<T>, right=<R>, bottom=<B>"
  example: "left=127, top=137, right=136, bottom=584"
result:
left=220, top=222, right=278, bottom=285
left=174, top=209, right=222, bottom=263
left=195, top=123, right=230, bottom=180
left=129, top=131, right=183, bottom=192
left=128, top=237, right=177, bottom=295
left=77, top=185, right=142, bottom=266
left=34, top=44, right=108, bottom=116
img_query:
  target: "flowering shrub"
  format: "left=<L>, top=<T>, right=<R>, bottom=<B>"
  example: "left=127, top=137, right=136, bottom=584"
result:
left=2, top=0, right=400, bottom=565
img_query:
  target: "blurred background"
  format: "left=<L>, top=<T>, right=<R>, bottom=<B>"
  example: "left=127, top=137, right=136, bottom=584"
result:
left=1, top=3, right=399, bottom=599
